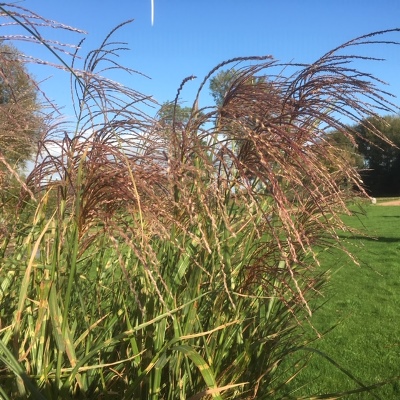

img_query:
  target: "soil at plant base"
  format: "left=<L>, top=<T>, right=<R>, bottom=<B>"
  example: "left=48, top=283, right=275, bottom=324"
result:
left=377, top=199, right=400, bottom=206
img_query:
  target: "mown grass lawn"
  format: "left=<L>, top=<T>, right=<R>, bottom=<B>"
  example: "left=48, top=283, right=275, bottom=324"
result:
left=280, top=204, right=400, bottom=399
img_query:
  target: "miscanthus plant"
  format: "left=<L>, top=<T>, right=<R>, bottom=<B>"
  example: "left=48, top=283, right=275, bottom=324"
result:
left=0, top=4, right=399, bottom=399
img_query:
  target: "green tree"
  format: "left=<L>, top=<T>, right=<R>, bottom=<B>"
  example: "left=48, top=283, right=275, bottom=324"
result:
left=209, top=69, right=238, bottom=106
left=0, top=43, right=41, bottom=170
left=0, top=43, right=42, bottom=221
left=324, top=129, right=364, bottom=170
left=156, top=101, right=197, bottom=172
left=353, top=115, right=400, bottom=196
left=209, top=68, right=268, bottom=107
left=157, top=101, right=192, bottom=127
left=209, top=69, right=286, bottom=184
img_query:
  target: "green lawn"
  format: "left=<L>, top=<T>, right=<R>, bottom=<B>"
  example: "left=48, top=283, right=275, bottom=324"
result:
left=281, top=204, right=400, bottom=399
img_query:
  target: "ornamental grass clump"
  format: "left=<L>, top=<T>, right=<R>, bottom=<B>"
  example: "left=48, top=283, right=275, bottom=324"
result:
left=0, top=4, right=399, bottom=399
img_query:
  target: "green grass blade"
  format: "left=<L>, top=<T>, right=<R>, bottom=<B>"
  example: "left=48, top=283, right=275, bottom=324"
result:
left=172, top=344, right=222, bottom=400
left=0, top=338, right=46, bottom=399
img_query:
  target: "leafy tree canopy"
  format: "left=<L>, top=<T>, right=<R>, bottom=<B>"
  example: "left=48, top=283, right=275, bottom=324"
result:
left=157, top=101, right=192, bottom=127
left=0, top=43, right=41, bottom=170
left=324, top=116, right=400, bottom=196
left=324, top=129, right=364, bottom=170
left=209, top=68, right=269, bottom=107
left=353, top=115, right=400, bottom=196
left=209, top=69, right=238, bottom=106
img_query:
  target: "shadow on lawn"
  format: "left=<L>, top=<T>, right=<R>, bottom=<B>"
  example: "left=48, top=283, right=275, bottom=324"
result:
left=338, top=235, right=400, bottom=243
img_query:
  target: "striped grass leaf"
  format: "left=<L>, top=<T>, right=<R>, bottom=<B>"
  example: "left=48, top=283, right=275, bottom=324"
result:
left=0, top=338, right=46, bottom=399
left=172, top=344, right=224, bottom=400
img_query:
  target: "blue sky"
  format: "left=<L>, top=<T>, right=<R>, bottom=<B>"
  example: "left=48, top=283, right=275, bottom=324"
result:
left=2, top=0, right=400, bottom=119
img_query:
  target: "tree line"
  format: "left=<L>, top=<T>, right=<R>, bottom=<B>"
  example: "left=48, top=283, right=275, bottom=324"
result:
left=2, top=53, right=399, bottom=198
left=160, top=69, right=400, bottom=197
left=327, top=115, right=400, bottom=196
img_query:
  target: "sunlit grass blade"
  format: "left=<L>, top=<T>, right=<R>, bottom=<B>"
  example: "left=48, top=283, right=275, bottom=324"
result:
left=0, top=338, right=46, bottom=399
